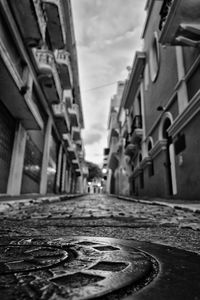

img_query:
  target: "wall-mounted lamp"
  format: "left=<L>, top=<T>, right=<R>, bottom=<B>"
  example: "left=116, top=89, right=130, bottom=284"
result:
left=156, top=105, right=165, bottom=112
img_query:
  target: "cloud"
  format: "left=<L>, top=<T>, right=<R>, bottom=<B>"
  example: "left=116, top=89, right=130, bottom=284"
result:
left=91, top=122, right=106, bottom=131
left=83, top=131, right=102, bottom=145
left=71, top=0, right=146, bottom=164
left=73, top=0, right=145, bottom=49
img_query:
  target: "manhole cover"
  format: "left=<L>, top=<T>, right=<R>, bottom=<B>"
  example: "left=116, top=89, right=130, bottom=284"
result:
left=0, top=236, right=158, bottom=300
left=1, top=236, right=200, bottom=300
left=0, top=244, right=69, bottom=274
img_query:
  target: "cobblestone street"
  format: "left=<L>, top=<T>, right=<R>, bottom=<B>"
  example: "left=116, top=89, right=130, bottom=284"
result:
left=1, top=194, right=200, bottom=254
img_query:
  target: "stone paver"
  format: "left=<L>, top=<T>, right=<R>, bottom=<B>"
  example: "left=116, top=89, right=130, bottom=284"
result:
left=0, top=194, right=200, bottom=254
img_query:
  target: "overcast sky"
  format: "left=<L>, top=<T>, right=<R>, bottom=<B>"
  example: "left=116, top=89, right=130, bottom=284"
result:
left=71, top=0, right=146, bottom=165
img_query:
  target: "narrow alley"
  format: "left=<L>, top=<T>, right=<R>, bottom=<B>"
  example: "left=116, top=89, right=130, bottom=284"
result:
left=0, top=0, right=200, bottom=299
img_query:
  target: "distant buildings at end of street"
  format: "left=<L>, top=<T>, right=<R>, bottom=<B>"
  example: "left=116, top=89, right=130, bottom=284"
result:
left=104, top=0, right=200, bottom=201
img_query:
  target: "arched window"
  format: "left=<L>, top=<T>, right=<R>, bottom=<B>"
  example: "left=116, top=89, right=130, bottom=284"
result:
left=162, top=118, right=172, bottom=140
left=149, top=32, right=160, bottom=82
left=159, top=112, right=173, bottom=141
left=147, top=137, right=154, bottom=177
left=148, top=139, right=153, bottom=153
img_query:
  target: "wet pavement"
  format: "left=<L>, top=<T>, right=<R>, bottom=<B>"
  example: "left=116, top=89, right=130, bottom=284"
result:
left=0, top=194, right=200, bottom=299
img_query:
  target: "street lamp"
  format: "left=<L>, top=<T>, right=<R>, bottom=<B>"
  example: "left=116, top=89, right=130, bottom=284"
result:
left=102, top=168, right=107, bottom=174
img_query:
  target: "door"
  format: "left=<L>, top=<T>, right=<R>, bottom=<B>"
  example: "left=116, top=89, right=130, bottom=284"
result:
left=0, top=101, right=15, bottom=193
left=163, top=118, right=177, bottom=196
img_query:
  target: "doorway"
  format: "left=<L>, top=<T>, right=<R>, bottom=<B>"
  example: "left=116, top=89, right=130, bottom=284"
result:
left=162, top=118, right=177, bottom=196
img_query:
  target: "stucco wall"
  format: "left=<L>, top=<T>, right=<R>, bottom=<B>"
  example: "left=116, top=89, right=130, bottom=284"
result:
left=138, top=151, right=167, bottom=198
left=143, top=1, right=178, bottom=136
left=175, top=112, right=200, bottom=200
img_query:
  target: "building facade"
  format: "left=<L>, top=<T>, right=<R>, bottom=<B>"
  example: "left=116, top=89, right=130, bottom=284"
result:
left=105, top=81, right=127, bottom=195
left=106, top=0, right=200, bottom=200
left=0, top=0, right=86, bottom=196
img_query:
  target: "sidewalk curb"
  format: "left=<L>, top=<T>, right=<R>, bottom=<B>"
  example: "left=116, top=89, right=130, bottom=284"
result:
left=0, top=194, right=85, bottom=214
left=113, top=195, right=200, bottom=214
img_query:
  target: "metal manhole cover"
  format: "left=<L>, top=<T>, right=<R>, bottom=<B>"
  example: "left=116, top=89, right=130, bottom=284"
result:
left=0, top=236, right=158, bottom=300
left=1, top=236, right=200, bottom=300
left=0, top=244, right=69, bottom=274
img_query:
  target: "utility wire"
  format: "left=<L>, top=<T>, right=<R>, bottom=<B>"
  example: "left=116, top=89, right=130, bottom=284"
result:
left=82, top=81, right=118, bottom=93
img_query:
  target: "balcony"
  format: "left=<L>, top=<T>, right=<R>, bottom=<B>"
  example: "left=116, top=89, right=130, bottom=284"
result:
left=104, top=148, right=110, bottom=156
left=124, top=143, right=137, bottom=157
left=42, top=0, right=66, bottom=49
left=55, top=50, right=73, bottom=89
left=107, top=138, right=120, bottom=170
left=52, top=102, right=70, bottom=134
left=62, top=133, right=71, bottom=148
left=122, top=52, right=146, bottom=110
left=0, top=54, right=43, bottom=130
left=159, top=0, right=200, bottom=46
left=75, top=169, right=81, bottom=177
left=33, top=49, right=62, bottom=104
left=63, top=89, right=73, bottom=108
left=130, top=115, right=143, bottom=144
left=67, top=143, right=77, bottom=160
left=72, top=159, right=80, bottom=169
left=82, top=166, right=89, bottom=177
left=68, top=103, right=80, bottom=127
left=107, top=127, right=119, bottom=147
left=121, top=120, right=128, bottom=138
left=8, top=0, right=46, bottom=47
left=78, top=150, right=84, bottom=160
left=71, top=127, right=81, bottom=142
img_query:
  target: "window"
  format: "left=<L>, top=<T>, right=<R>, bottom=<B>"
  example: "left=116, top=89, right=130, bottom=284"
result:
left=149, top=32, right=160, bottom=82
left=147, top=138, right=154, bottom=177
left=144, top=63, right=150, bottom=90
left=140, top=171, right=144, bottom=189
left=148, top=140, right=153, bottom=152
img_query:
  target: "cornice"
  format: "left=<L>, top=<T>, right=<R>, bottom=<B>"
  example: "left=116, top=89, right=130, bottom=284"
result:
left=140, top=156, right=152, bottom=169
left=149, top=139, right=167, bottom=158
left=168, top=89, right=200, bottom=137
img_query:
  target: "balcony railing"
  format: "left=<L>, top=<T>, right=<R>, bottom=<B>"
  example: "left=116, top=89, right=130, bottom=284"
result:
left=62, top=133, right=72, bottom=147
left=52, top=102, right=70, bottom=133
left=159, top=0, right=200, bottom=46
left=72, top=159, right=80, bottom=169
left=159, top=0, right=173, bottom=31
left=131, top=115, right=142, bottom=133
left=124, top=143, right=137, bottom=157
left=8, top=0, right=46, bottom=47
left=42, top=0, right=66, bottom=49
left=68, top=103, right=80, bottom=127
left=55, top=50, right=73, bottom=89
left=33, top=49, right=62, bottom=103
left=130, top=115, right=143, bottom=144
left=63, top=89, right=73, bottom=108
left=71, top=126, right=81, bottom=142
left=33, top=0, right=47, bottom=42
left=67, top=142, right=77, bottom=160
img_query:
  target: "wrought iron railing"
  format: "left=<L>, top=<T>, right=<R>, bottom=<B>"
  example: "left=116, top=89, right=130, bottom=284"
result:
left=159, top=0, right=173, bottom=31
left=131, top=115, right=142, bottom=135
